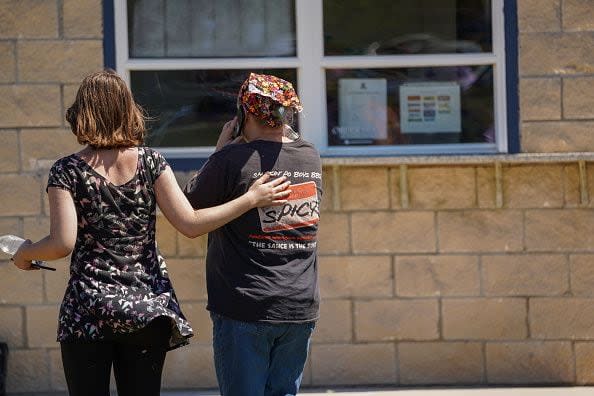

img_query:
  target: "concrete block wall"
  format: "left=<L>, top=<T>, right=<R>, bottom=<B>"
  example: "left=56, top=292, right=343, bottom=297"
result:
left=2, top=0, right=594, bottom=393
left=0, top=1, right=103, bottom=393
left=519, top=0, right=594, bottom=151
left=305, top=162, right=594, bottom=386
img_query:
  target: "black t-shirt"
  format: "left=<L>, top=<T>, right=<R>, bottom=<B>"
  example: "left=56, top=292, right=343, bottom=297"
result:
left=183, top=136, right=322, bottom=323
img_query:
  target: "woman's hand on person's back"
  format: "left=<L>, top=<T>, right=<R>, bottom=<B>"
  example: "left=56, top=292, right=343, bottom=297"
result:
left=156, top=167, right=291, bottom=238
left=246, top=173, right=291, bottom=208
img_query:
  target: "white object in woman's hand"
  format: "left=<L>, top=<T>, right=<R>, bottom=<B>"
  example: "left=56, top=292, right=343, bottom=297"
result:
left=247, top=174, right=292, bottom=208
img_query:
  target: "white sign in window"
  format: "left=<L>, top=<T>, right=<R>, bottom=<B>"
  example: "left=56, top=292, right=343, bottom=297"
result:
left=399, top=82, right=461, bottom=134
left=337, top=78, right=388, bottom=141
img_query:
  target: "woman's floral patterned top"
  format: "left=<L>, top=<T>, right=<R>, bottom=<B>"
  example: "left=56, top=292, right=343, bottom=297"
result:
left=47, top=147, right=193, bottom=349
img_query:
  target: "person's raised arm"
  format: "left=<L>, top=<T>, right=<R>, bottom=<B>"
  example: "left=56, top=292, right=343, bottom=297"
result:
left=155, top=167, right=290, bottom=238
left=13, top=187, right=77, bottom=270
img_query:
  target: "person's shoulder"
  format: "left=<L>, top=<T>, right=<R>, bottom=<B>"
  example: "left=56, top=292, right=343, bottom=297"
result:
left=138, top=146, right=169, bottom=166
left=51, top=153, right=79, bottom=170
left=210, top=142, right=255, bottom=164
left=291, top=136, right=321, bottom=156
left=139, top=146, right=165, bottom=159
left=216, top=141, right=254, bottom=155
left=47, top=153, right=80, bottom=189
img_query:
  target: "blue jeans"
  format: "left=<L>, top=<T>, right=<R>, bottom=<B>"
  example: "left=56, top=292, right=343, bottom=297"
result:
left=210, top=312, right=315, bottom=396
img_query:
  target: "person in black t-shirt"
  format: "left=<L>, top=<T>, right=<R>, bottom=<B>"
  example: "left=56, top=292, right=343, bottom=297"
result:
left=184, top=73, right=322, bottom=396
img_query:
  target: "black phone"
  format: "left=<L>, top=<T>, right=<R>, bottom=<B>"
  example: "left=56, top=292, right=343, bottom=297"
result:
left=31, top=262, right=56, bottom=271
left=233, top=105, right=246, bottom=139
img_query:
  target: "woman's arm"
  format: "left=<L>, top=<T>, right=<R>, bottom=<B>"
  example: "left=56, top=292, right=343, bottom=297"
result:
left=155, top=167, right=290, bottom=238
left=13, top=187, right=77, bottom=270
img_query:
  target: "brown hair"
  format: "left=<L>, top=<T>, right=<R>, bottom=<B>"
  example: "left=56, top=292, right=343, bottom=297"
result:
left=66, top=70, right=145, bottom=148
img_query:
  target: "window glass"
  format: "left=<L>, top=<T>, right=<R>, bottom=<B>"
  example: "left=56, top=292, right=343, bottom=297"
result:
left=130, top=69, right=298, bottom=147
left=326, top=66, right=494, bottom=146
left=128, top=0, right=296, bottom=58
left=324, top=0, right=492, bottom=56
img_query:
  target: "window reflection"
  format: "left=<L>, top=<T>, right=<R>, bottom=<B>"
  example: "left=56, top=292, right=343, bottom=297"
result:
left=130, top=69, right=297, bottom=147
left=324, top=0, right=492, bottom=56
left=128, top=0, right=296, bottom=58
left=326, top=66, right=494, bottom=146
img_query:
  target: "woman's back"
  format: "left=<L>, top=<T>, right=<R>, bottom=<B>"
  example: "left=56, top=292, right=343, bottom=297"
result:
left=76, top=147, right=139, bottom=187
left=48, top=147, right=192, bottom=347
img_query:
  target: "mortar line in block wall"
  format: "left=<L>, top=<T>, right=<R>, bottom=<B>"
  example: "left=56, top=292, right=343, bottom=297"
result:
left=12, top=39, right=17, bottom=83
left=399, top=165, right=409, bottom=209
left=16, top=128, right=22, bottom=173
left=560, top=0, right=565, bottom=32
left=312, top=339, right=580, bottom=345
left=39, top=174, right=46, bottom=217
left=521, top=210, right=527, bottom=252
left=561, top=162, right=568, bottom=207
left=579, top=160, right=589, bottom=206
left=433, top=211, right=439, bottom=254
left=437, top=297, right=443, bottom=340
left=18, top=216, right=24, bottom=239
left=347, top=212, right=353, bottom=255
left=8, top=37, right=103, bottom=43
left=566, top=253, right=573, bottom=296
left=325, top=249, right=594, bottom=258
left=331, top=165, right=340, bottom=211
left=42, top=270, right=48, bottom=304
left=387, top=167, right=394, bottom=209
left=23, top=304, right=30, bottom=348
left=339, top=294, right=576, bottom=301
left=0, top=81, right=83, bottom=87
left=57, top=0, right=64, bottom=39
left=560, top=75, right=566, bottom=118
left=481, top=341, right=488, bottom=384
left=19, top=305, right=27, bottom=351
left=394, top=340, right=400, bottom=385
left=478, top=255, right=484, bottom=296
left=525, top=297, right=531, bottom=339
left=60, top=84, right=66, bottom=128
left=483, top=338, right=594, bottom=344
left=571, top=340, right=578, bottom=384
left=349, top=298, right=356, bottom=343
left=45, top=348, right=52, bottom=390
left=473, top=166, right=479, bottom=207
left=495, top=162, right=503, bottom=208
left=391, top=255, right=397, bottom=297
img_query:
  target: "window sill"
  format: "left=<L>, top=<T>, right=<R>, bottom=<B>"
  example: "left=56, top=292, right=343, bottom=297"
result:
left=321, top=152, right=594, bottom=167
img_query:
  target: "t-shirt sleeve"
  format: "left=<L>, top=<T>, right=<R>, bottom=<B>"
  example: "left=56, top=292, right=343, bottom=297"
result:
left=146, top=148, right=170, bottom=182
left=183, top=156, right=227, bottom=209
left=46, top=158, right=74, bottom=193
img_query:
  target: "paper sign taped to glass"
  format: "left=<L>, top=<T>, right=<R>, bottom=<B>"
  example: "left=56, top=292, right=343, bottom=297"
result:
left=337, top=78, right=388, bottom=140
left=399, top=82, right=461, bottom=134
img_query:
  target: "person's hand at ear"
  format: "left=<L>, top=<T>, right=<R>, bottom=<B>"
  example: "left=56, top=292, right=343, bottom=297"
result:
left=216, top=117, right=244, bottom=151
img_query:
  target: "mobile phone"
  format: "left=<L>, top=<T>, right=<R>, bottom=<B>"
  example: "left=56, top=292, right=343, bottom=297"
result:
left=233, top=105, right=246, bottom=139
left=31, top=261, right=56, bottom=271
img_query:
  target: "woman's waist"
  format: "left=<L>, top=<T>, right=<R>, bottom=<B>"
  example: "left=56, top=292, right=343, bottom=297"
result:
left=74, top=236, right=155, bottom=256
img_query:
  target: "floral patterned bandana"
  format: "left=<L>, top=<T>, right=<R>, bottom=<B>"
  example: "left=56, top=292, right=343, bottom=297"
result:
left=237, top=73, right=303, bottom=128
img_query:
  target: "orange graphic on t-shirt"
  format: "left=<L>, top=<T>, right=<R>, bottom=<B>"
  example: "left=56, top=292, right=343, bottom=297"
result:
left=257, top=181, right=319, bottom=233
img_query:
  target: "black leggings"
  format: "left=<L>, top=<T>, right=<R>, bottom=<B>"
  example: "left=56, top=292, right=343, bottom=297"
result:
left=60, top=318, right=171, bottom=396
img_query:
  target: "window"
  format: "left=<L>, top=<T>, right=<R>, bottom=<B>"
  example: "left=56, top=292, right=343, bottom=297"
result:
left=114, top=0, right=510, bottom=158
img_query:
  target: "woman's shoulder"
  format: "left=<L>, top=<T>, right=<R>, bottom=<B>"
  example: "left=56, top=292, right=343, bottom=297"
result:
left=138, top=146, right=166, bottom=161
left=137, top=146, right=169, bottom=181
left=50, top=153, right=80, bottom=171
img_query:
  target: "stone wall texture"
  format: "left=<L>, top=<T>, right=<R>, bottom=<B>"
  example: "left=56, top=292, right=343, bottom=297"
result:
left=2, top=0, right=594, bottom=393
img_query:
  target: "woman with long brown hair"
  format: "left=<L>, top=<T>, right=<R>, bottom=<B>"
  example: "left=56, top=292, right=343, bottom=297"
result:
left=12, top=70, right=290, bottom=396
